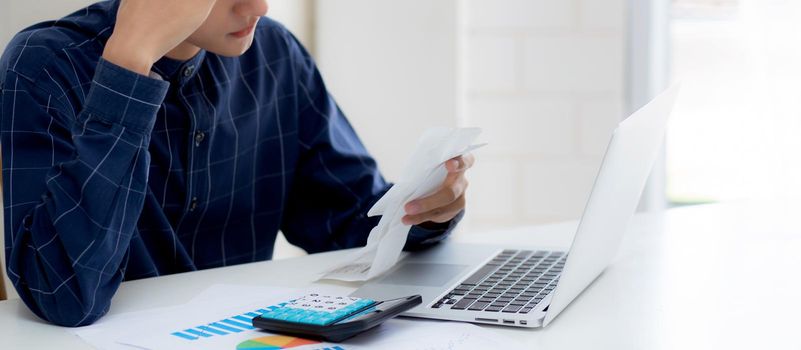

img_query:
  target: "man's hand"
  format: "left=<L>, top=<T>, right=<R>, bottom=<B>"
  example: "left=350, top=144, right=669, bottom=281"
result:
left=102, top=0, right=218, bottom=75
left=402, top=154, right=475, bottom=226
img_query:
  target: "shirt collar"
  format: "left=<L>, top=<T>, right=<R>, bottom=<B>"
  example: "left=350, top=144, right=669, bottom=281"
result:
left=152, top=50, right=207, bottom=84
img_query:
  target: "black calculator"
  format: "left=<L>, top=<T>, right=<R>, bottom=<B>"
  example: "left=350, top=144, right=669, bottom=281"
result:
left=251, top=293, right=421, bottom=342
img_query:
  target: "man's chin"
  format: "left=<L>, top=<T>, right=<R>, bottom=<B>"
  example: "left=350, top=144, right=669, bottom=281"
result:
left=204, top=40, right=254, bottom=58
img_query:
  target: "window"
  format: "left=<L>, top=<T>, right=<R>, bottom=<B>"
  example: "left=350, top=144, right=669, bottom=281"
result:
left=668, top=0, right=801, bottom=205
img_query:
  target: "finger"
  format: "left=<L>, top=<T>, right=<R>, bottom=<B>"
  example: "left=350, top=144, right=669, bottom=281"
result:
left=402, top=194, right=465, bottom=225
left=446, top=153, right=476, bottom=173
left=404, top=175, right=468, bottom=215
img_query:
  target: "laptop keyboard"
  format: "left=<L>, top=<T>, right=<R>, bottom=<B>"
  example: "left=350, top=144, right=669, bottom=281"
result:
left=431, top=250, right=566, bottom=314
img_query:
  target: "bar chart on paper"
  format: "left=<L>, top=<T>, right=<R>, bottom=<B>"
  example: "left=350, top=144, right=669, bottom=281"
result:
left=113, top=301, right=344, bottom=350
left=159, top=303, right=346, bottom=350
left=166, top=305, right=344, bottom=350
left=169, top=306, right=279, bottom=341
left=83, top=286, right=521, bottom=350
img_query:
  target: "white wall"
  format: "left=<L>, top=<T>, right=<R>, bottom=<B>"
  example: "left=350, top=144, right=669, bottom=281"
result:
left=314, top=0, right=463, bottom=180
left=463, top=0, right=627, bottom=231
left=268, top=0, right=314, bottom=50
left=310, top=0, right=629, bottom=231
left=0, top=0, right=97, bottom=52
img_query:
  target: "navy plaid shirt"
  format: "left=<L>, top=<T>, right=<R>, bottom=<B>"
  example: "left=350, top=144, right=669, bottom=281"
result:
left=0, top=1, right=456, bottom=326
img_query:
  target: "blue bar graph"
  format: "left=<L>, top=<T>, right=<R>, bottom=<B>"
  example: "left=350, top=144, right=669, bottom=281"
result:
left=170, top=331, right=198, bottom=340
left=233, top=315, right=254, bottom=323
left=197, top=325, right=228, bottom=336
left=184, top=329, right=213, bottom=338
left=221, top=318, right=254, bottom=330
left=169, top=304, right=282, bottom=341
left=209, top=322, right=244, bottom=333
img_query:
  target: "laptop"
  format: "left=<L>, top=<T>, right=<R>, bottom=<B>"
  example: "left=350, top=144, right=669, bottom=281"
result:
left=351, top=85, right=680, bottom=328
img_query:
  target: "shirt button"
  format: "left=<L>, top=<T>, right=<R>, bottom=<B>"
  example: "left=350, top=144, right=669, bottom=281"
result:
left=194, top=131, right=205, bottom=146
left=189, top=197, right=198, bottom=212
left=183, top=65, right=195, bottom=77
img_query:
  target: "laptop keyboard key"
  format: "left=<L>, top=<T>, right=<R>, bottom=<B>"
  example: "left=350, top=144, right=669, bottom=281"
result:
left=451, top=298, right=477, bottom=310
left=468, top=302, right=490, bottom=311
left=462, top=265, right=497, bottom=285
left=502, top=305, right=523, bottom=313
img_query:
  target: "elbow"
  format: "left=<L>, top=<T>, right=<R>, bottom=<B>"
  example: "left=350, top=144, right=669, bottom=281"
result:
left=13, top=282, right=110, bottom=327
left=46, top=309, right=105, bottom=327
left=21, top=295, right=107, bottom=327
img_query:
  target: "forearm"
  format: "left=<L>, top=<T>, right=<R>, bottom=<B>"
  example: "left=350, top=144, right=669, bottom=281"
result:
left=3, top=59, right=168, bottom=326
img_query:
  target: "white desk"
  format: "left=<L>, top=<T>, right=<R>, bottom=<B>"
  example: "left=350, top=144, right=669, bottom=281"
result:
left=2, top=200, right=800, bottom=349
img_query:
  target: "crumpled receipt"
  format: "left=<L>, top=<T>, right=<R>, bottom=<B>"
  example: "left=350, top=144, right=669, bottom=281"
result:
left=319, top=127, right=485, bottom=282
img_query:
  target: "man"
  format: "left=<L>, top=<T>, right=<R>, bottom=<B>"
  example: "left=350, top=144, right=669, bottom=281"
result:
left=0, top=0, right=472, bottom=327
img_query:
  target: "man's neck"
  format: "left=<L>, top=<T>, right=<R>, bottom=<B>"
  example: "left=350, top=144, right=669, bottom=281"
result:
left=166, top=41, right=202, bottom=61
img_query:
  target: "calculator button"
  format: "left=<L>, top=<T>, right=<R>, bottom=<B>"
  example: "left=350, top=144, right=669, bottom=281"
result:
left=286, top=314, right=304, bottom=322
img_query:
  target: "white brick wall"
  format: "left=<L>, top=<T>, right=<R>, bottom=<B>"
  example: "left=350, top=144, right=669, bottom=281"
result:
left=577, top=96, right=623, bottom=156
left=464, top=0, right=627, bottom=231
left=523, top=36, right=623, bottom=93
left=467, top=34, right=518, bottom=92
left=314, top=0, right=460, bottom=181
left=521, top=159, right=599, bottom=220
left=467, top=0, right=576, bottom=30
left=579, top=0, right=626, bottom=30
left=468, top=96, right=576, bottom=156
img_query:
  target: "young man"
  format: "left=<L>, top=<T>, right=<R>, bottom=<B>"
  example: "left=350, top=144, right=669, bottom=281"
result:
left=0, top=0, right=472, bottom=326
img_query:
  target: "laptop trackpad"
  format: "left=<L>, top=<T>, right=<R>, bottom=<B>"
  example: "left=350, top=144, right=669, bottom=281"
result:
left=378, top=263, right=468, bottom=287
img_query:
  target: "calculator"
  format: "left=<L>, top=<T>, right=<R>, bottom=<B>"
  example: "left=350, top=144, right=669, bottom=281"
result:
left=251, top=293, right=421, bottom=342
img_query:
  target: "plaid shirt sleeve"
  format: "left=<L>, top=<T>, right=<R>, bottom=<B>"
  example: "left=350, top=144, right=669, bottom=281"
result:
left=1, top=58, right=169, bottom=326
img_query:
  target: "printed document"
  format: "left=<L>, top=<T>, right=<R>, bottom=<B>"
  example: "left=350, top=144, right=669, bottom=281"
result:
left=320, top=128, right=484, bottom=281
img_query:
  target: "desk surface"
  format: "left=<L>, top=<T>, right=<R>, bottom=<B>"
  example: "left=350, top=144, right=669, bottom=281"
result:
left=2, top=200, right=800, bottom=349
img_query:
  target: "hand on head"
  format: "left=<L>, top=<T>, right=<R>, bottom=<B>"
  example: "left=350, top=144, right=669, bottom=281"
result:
left=103, top=0, right=219, bottom=75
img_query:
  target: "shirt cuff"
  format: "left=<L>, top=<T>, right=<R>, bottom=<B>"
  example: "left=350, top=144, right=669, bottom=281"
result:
left=404, top=210, right=465, bottom=251
left=82, top=58, right=169, bottom=133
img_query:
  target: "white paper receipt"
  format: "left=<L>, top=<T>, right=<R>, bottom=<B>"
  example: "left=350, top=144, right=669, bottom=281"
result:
left=319, top=127, right=485, bottom=282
